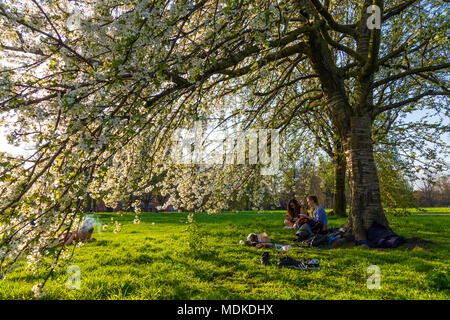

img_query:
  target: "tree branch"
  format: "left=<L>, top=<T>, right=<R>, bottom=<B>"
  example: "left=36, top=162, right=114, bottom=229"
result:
left=307, top=0, right=357, bottom=36
left=383, top=0, right=419, bottom=21
left=373, top=90, right=449, bottom=117
left=373, top=63, right=450, bottom=87
left=218, top=42, right=308, bottom=77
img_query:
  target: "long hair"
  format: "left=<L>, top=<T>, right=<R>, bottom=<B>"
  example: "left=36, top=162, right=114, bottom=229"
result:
left=287, top=199, right=301, bottom=219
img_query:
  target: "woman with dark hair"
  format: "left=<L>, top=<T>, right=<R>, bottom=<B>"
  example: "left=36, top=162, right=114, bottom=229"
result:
left=284, top=199, right=307, bottom=228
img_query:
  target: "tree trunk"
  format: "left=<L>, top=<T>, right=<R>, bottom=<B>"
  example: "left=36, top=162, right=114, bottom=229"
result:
left=333, top=152, right=347, bottom=217
left=86, top=193, right=92, bottom=213
left=303, top=19, right=389, bottom=240
left=343, top=115, right=388, bottom=240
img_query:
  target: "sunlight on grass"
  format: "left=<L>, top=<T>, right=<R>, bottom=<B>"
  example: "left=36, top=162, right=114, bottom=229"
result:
left=0, top=211, right=448, bottom=300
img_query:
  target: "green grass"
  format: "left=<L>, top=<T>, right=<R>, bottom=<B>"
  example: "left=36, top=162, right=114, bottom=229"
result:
left=333, top=207, right=450, bottom=214
left=1, top=210, right=449, bottom=300
left=407, top=207, right=450, bottom=214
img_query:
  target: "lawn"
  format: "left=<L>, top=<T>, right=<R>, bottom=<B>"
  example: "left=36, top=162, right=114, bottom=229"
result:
left=1, top=210, right=449, bottom=300
left=408, top=207, right=450, bottom=214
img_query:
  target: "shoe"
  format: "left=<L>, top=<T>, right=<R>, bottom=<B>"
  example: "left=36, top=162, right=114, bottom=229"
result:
left=278, top=256, right=320, bottom=270
left=261, top=252, right=270, bottom=265
left=278, top=256, right=306, bottom=270
left=295, top=262, right=308, bottom=270
left=277, top=255, right=294, bottom=267
left=303, top=258, right=320, bottom=270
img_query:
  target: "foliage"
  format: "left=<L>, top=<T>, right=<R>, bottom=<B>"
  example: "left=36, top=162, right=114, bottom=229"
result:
left=375, top=146, right=417, bottom=215
left=185, top=213, right=209, bottom=255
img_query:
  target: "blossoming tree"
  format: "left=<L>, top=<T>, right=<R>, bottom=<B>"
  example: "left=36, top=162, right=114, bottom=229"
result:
left=0, top=0, right=448, bottom=285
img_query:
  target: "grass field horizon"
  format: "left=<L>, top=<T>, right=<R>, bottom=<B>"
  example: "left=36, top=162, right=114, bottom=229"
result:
left=1, top=209, right=449, bottom=300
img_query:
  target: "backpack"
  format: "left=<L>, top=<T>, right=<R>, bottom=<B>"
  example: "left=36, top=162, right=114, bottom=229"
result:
left=308, top=219, right=324, bottom=233
left=296, top=217, right=310, bottom=228
left=367, top=222, right=406, bottom=248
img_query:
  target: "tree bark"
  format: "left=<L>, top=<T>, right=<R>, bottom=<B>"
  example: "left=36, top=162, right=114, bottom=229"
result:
left=333, top=152, right=347, bottom=217
left=303, top=14, right=389, bottom=239
left=343, top=115, right=389, bottom=240
left=144, top=199, right=149, bottom=213
left=86, top=193, right=92, bottom=213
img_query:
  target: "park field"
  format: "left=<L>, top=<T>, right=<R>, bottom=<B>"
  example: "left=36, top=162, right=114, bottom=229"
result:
left=1, top=210, right=449, bottom=300
left=407, top=207, right=450, bottom=214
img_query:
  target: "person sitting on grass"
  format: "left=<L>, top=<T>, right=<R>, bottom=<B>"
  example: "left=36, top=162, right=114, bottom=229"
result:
left=295, top=195, right=328, bottom=239
left=60, top=216, right=97, bottom=246
left=284, top=198, right=306, bottom=228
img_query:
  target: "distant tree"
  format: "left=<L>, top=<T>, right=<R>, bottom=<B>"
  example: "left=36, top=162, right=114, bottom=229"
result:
left=415, top=173, right=450, bottom=207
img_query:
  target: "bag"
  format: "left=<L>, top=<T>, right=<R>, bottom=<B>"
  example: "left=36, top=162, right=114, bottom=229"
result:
left=304, top=233, right=329, bottom=247
left=246, top=233, right=258, bottom=243
left=366, top=222, right=406, bottom=248
left=379, top=235, right=406, bottom=248
left=296, top=217, right=310, bottom=228
left=308, top=219, right=324, bottom=233
left=258, top=232, right=271, bottom=244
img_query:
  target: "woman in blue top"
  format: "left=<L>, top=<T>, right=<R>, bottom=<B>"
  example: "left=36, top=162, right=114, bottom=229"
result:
left=306, top=195, right=328, bottom=232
